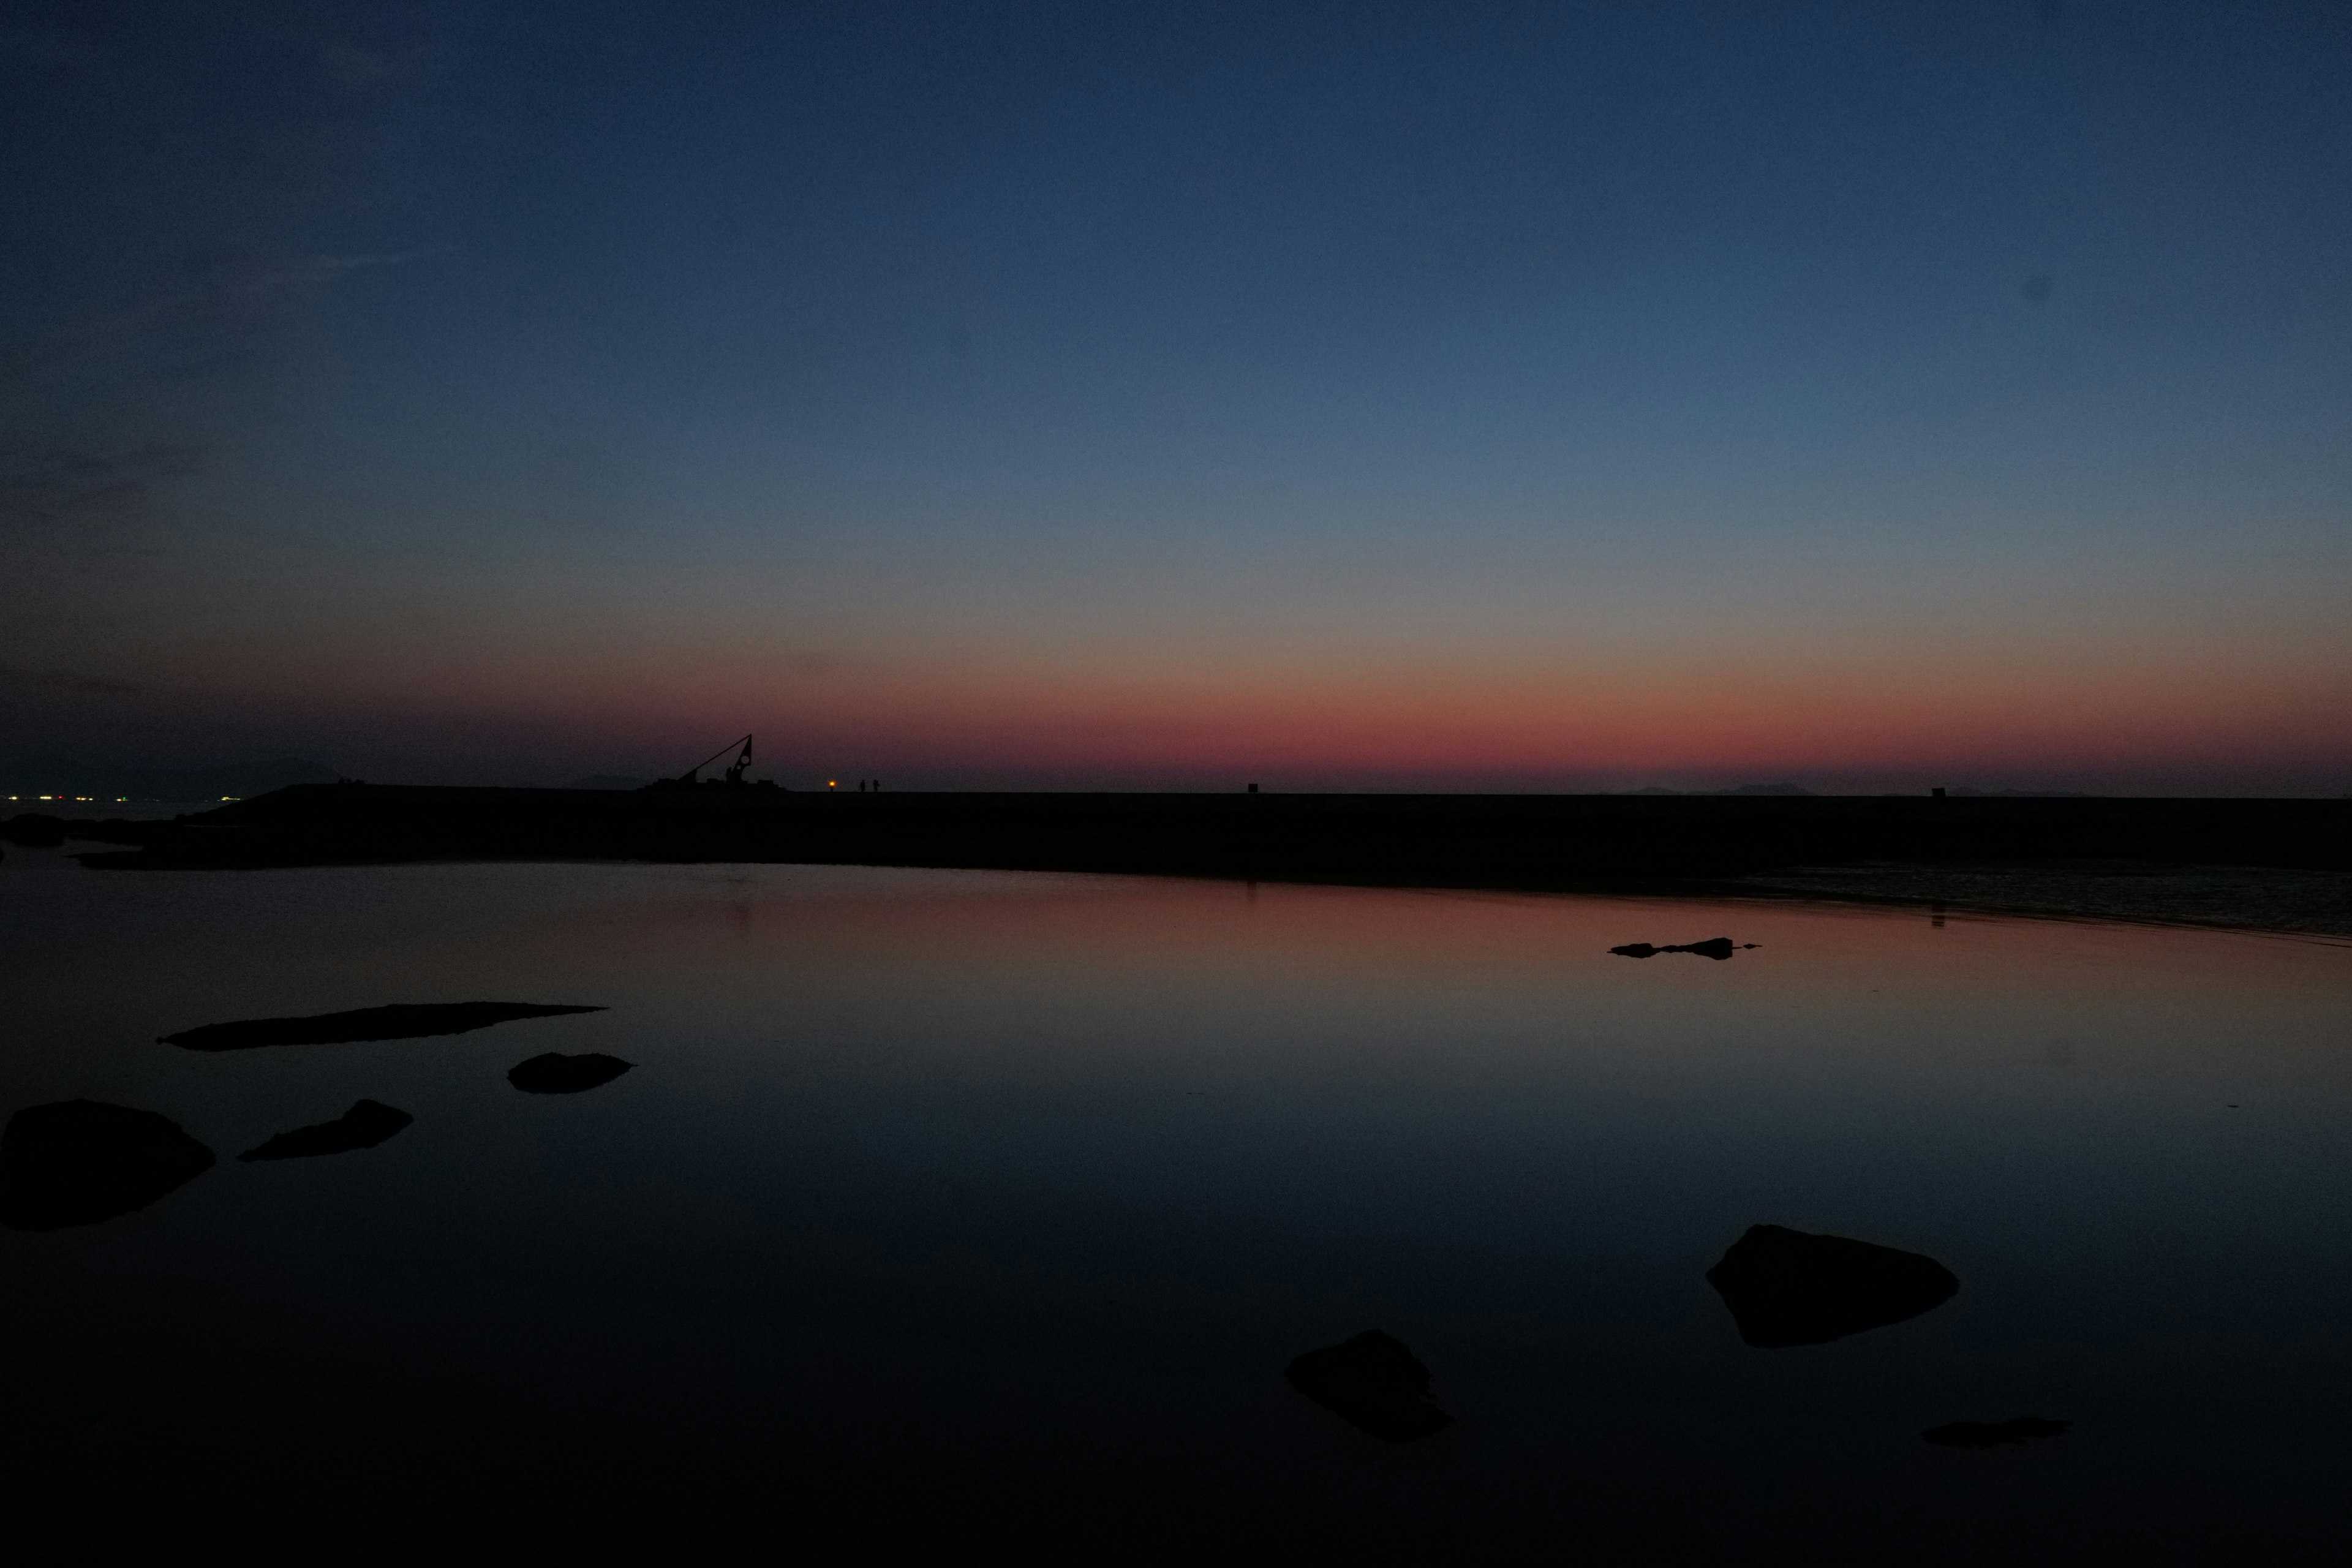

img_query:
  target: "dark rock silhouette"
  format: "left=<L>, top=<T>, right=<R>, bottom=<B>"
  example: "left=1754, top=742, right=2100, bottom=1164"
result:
left=238, top=1100, right=413, bottom=1161
left=1283, top=1329, right=1452, bottom=1442
left=1610, top=937, right=1757, bottom=959
left=508, top=1052, right=633, bottom=1094
left=1706, top=1224, right=1959, bottom=1347
left=1, top=813, right=69, bottom=848
left=0, top=1100, right=216, bottom=1230
left=1924, top=1416, right=2071, bottom=1449
left=160, top=1001, right=605, bottom=1052
left=1, top=814, right=176, bottom=850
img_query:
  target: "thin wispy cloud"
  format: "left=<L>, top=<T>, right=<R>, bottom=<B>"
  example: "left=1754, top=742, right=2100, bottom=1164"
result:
left=1, top=245, right=453, bottom=377
left=0, top=245, right=451, bottom=548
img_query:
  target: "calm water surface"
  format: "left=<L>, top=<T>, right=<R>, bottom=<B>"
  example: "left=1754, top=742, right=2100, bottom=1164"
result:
left=3, top=853, right=2348, bottom=1558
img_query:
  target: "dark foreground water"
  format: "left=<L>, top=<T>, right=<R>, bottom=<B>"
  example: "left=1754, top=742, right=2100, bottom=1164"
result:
left=2, top=853, right=2348, bottom=1560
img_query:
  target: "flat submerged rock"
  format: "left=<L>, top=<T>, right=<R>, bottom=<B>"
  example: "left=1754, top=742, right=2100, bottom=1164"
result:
left=239, top=1100, right=414, bottom=1161
left=160, top=1002, right=605, bottom=1052
left=1924, top=1417, right=2071, bottom=1449
left=0, top=1100, right=216, bottom=1230
left=1706, top=1224, right=1959, bottom=1347
left=1284, top=1329, right=1452, bottom=1442
left=508, top=1052, right=633, bottom=1094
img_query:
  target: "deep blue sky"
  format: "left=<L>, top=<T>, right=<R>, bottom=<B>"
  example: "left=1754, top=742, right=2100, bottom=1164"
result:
left=4, top=1, right=2347, bottom=791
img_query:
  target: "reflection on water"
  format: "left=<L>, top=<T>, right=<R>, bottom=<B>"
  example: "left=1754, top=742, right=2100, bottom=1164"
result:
left=161, top=1001, right=605, bottom=1052
left=1609, top=936, right=1757, bottom=959
left=1, top=858, right=2348, bottom=1557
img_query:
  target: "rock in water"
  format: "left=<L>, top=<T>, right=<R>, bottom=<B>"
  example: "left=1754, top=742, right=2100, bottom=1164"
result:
left=1706, top=1224, right=1959, bottom=1347
left=508, top=1052, right=633, bottom=1095
left=1609, top=938, right=1752, bottom=960
left=238, top=1100, right=413, bottom=1161
left=0, top=1100, right=216, bottom=1230
left=1924, top=1417, right=2071, bottom=1449
left=160, top=1001, right=605, bottom=1052
left=1284, top=1329, right=1453, bottom=1442
left=0, top=814, right=69, bottom=849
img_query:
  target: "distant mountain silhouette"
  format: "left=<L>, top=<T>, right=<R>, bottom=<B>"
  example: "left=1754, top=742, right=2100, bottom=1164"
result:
left=1946, top=786, right=2089, bottom=798
left=1627, top=782, right=2082, bottom=799
left=123, top=758, right=339, bottom=801
left=1621, top=783, right=1815, bottom=796
left=0, top=755, right=339, bottom=799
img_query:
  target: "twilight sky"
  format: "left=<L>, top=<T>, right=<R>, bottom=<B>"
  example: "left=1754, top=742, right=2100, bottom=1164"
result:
left=4, top=1, right=2348, bottom=793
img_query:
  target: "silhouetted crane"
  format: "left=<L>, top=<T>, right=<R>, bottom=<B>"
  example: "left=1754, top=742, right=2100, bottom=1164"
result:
left=644, top=735, right=774, bottom=790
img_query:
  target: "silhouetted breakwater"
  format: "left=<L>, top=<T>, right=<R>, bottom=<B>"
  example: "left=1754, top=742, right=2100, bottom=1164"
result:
left=56, top=784, right=2352, bottom=886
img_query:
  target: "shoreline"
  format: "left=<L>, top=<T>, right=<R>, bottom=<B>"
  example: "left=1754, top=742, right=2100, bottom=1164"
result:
left=9, top=783, right=2347, bottom=940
